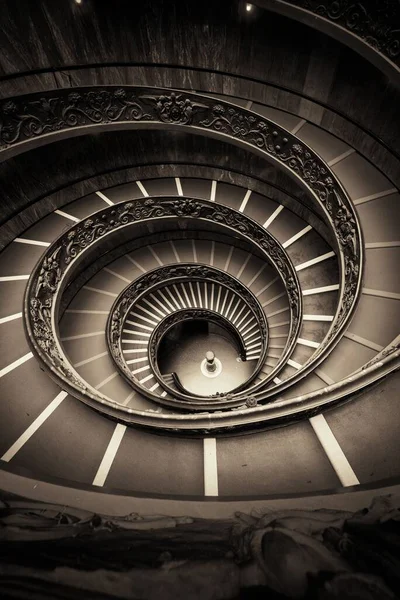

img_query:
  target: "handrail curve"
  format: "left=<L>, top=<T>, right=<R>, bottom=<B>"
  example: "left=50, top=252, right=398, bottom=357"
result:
left=107, top=265, right=269, bottom=408
left=7, top=86, right=363, bottom=379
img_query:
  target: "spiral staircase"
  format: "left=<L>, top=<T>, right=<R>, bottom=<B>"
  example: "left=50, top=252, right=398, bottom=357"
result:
left=0, top=0, right=399, bottom=510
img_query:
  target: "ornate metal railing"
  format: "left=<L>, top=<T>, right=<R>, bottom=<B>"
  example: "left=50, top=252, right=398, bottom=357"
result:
left=263, top=0, right=400, bottom=74
left=6, top=87, right=363, bottom=369
left=21, top=182, right=400, bottom=428
left=24, top=196, right=303, bottom=411
left=107, top=265, right=269, bottom=408
left=17, top=86, right=373, bottom=429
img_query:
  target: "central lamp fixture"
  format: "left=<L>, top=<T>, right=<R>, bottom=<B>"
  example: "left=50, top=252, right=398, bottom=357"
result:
left=201, top=351, right=222, bottom=378
left=206, top=351, right=217, bottom=373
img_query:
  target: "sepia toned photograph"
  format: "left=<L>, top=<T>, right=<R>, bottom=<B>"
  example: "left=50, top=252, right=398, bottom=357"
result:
left=0, top=0, right=399, bottom=597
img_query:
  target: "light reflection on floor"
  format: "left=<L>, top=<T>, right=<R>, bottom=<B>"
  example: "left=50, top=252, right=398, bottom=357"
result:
left=158, top=320, right=255, bottom=396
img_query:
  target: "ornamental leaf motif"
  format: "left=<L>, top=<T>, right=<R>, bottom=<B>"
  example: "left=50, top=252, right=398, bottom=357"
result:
left=0, top=89, right=153, bottom=147
left=140, top=92, right=207, bottom=124
left=296, top=0, right=399, bottom=61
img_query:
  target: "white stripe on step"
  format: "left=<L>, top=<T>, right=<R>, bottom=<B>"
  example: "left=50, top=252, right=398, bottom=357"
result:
left=92, top=424, right=126, bottom=487
left=0, top=312, right=22, bottom=325
left=210, top=180, right=217, bottom=202
left=263, top=205, right=284, bottom=229
left=0, top=275, right=29, bottom=281
left=239, top=189, right=252, bottom=213
left=175, top=177, right=183, bottom=196
left=353, top=188, right=397, bottom=206
left=327, top=148, right=355, bottom=167
left=83, top=286, right=118, bottom=297
left=291, top=118, right=306, bottom=134
left=136, top=181, right=149, bottom=197
left=61, top=331, right=104, bottom=341
left=303, top=284, right=339, bottom=296
left=1, top=391, right=68, bottom=462
left=103, top=268, right=130, bottom=283
left=96, top=191, right=114, bottom=205
left=73, top=352, right=108, bottom=368
left=203, top=438, right=218, bottom=496
left=295, top=252, right=335, bottom=272
left=282, top=225, right=312, bottom=249
left=309, top=414, right=359, bottom=487
left=0, top=352, right=33, bottom=379
left=55, top=209, right=80, bottom=222
left=14, top=238, right=50, bottom=247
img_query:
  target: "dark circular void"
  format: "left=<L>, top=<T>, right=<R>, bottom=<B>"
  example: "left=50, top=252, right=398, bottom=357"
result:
left=157, top=320, right=255, bottom=395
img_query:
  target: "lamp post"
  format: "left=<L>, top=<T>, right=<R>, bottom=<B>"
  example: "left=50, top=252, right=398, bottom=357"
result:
left=205, top=351, right=217, bottom=373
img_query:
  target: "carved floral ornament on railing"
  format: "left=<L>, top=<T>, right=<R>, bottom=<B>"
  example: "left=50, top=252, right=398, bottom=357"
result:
left=23, top=189, right=399, bottom=428
left=4, top=87, right=362, bottom=346
left=106, top=265, right=269, bottom=408
left=289, top=0, right=400, bottom=62
left=13, top=87, right=369, bottom=426
left=25, top=197, right=302, bottom=411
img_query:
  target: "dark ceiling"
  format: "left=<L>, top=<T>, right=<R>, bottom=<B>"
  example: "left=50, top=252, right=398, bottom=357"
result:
left=0, top=0, right=398, bottom=156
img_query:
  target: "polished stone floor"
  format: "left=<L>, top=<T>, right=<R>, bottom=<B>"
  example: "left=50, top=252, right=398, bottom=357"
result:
left=158, top=320, right=255, bottom=396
